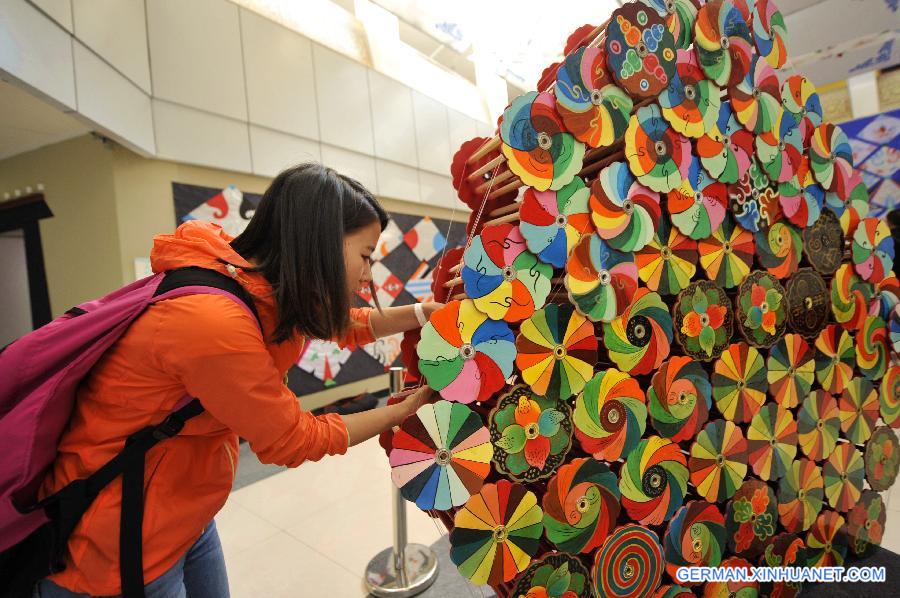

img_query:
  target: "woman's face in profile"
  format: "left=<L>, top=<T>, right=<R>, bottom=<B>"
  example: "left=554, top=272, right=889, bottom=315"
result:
left=343, top=220, right=382, bottom=297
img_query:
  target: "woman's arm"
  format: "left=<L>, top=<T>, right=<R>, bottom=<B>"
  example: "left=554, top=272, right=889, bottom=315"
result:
left=342, top=386, right=436, bottom=446
left=369, top=302, right=443, bottom=338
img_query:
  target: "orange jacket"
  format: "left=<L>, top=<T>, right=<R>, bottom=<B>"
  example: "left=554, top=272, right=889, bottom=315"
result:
left=39, top=221, right=375, bottom=594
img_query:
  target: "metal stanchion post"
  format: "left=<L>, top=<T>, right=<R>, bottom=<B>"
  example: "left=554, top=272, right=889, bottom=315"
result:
left=365, top=367, right=439, bottom=597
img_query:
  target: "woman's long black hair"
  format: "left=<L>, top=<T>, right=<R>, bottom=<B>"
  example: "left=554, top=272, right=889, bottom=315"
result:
left=231, top=163, right=388, bottom=344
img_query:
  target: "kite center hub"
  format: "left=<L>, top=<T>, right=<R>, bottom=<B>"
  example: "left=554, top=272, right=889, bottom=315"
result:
left=503, top=265, right=518, bottom=281
left=636, top=41, right=649, bottom=58
left=769, top=437, right=777, bottom=446
left=664, top=0, right=677, bottom=13
left=654, top=140, right=668, bottom=157
left=694, top=192, right=705, bottom=205
left=623, top=199, right=635, bottom=215
left=590, top=89, right=605, bottom=105
left=598, top=269, right=612, bottom=285
left=723, top=241, right=732, bottom=253
left=684, top=84, right=697, bottom=101
left=623, top=563, right=636, bottom=580
left=760, top=302, right=770, bottom=314
left=720, top=36, right=730, bottom=49
left=661, top=245, right=673, bottom=260
left=553, top=344, right=567, bottom=360
left=538, top=132, right=553, bottom=150
left=778, top=141, right=786, bottom=151
left=816, top=418, right=825, bottom=430
left=493, top=525, right=509, bottom=543
left=716, top=453, right=726, bottom=467
left=556, top=214, right=568, bottom=227
left=460, top=344, right=476, bottom=361
left=798, top=489, right=806, bottom=499
left=699, top=313, right=711, bottom=327
left=805, top=297, right=814, bottom=309
left=435, top=448, right=453, bottom=465
left=525, top=423, right=540, bottom=440
left=577, top=496, right=591, bottom=513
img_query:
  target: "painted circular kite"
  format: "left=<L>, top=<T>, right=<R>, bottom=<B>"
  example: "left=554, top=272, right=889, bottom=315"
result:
left=619, top=435, right=689, bottom=525
left=869, top=275, right=900, bottom=321
left=519, top=178, right=593, bottom=269
left=823, top=443, right=865, bottom=513
left=659, top=49, right=721, bottom=138
left=703, top=556, right=759, bottom=597
left=641, top=0, right=702, bottom=50
left=565, top=233, right=639, bottom=323
left=824, top=172, right=869, bottom=237
left=759, top=533, right=807, bottom=598
left=839, top=377, right=880, bottom=445
left=781, top=75, right=823, bottom=144
left=892, top=304, right=900, bottom=357
left=736, top=270, right=788, bottom=348
left=797, top=390, right=841, bottom=461
left=489, top=386, right=573, bottom=483
left=814, top=325, right=855, bottom=396
left=667, top=157, right=729, bottom=240
left=725, top=478, right=778, bottom=558
left=747, top=403, right=798, bottom=482
left=777, top=178, right=823, bottom=230
left=809, top=123, right=854, bottom=196
left=574, top=368, right=648, bottom=462
left=462, top=223, right=553, bottom=322
left=390, top=400, right=492, bottom=510
left=603, top=287, right=673, bottom=376
left=697, top=100, right=755, bottom=184
left=753, top=0, right=788, bottom=68
left=881, top=366, right=900, bottom=429
left=711, top=342, right=767, bottom=424
left=673, top=280, right=734, bottom=362
left=635, top=213, right=698, bottom=295
left=755, top=221, right=802, bottom=280
left=625, top=104, right=693, bottom=193
left=689, top=419, right=748, bottom=503
left=785, top=268, right=830, bottom=340
left=653, top=584, right=694, bottom=598
left=731, top=54, right=783, bottom=136
left=805, top=511, right=848, bottom=568
left=767, top=333, right=815, bottom=410
left=865, top=426, right=899, bottom=492
left=510, top=552, right=593, bottom=598
left=648, top=355, right=712, bottom=442
left=846, top=490, right=886, bottom=557
left=556, top=46, right=634, bottom=149
left=663, top=500, right=727, bottom=580
left=856, top=315, right=888, bottom=381
left=449, top=479, right=544, bottom=586
left=542, top=457, right=621, bottom=554
left=590, top=161, right=662, bottom=252
left=516, top=304, right=597, bottom=401
left=801, top=208, right=843, bottom=275
left=417, top=300, right=516, bottom=404
left=831, top=263, right=874, bottom=331
left=727, top=158, right=781, bottom=233
left=694, top=0, right=754, bottom=88
left=605, top=2, right=678, bottom=98
left=852, top=217, right=895, bottom=284
left=499, top=91, right=586, bottom=192
left=593, top=524, right=664, bottom=598
left=777, top=457, right=824, bottom=533
left=698, top=213, right=755, bottom=289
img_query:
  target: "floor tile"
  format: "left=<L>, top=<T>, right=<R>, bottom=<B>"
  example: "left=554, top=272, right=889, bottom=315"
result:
left=215, top=498, right=282, bottom=562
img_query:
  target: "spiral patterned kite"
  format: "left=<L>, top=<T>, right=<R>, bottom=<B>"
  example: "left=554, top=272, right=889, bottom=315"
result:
left=668, top=157, right=729, bottom=240
left=590, top=161, right=662, bottom=252
left=593, top=524, right=665, bottom=598
left=566, top=233, right=639, bottom=323
left=831, top=263, right=874, bottom=331
left=625, top=104, right=693, bottom=193
left=857, top=315, right=888, bottom=381
left=694, top=0, right=754, bottom=88
left=619, top=435, right=689, bottom=525
left=519, top=178, right=593, bottom=269
left=603, top=287, right=673, bottom=375
left=659, top=49, right=721, bottom=138
left=663, top=500, right=727, bottom=579
left=648, top=355, right=712, bottom=442
left=697, top=101, right=755, bottom=184
left=852, top=217, right=895, bottom=284
left=574, top=369, right=648, bottom=461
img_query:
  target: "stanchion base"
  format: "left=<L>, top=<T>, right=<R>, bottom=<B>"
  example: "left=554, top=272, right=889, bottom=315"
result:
left=364, top=543, right=439, bottom=597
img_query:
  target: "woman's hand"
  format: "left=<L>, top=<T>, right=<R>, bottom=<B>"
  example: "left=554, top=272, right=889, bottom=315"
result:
left=421, top=302, right=444, bottom=320
left=395, top=385, right=437, bottom=422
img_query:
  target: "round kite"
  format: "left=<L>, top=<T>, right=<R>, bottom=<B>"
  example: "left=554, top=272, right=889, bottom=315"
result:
left=519, top=178, right=593, bottom=269
left=711, top=342, right=767, bottom=424
left=747, top=403, right=798, bottom=482
left=565, top=233, right=639, bottom=323
left=698, top=213, right=755, bottom=289
left=590, top=161, right=662, bottom=252
left=542, top=457, right=621, bottom=554
left=689, top=419, right=748, bottom=503
left=736, top=270, right=788, bottom=348
left=777, top=458, right=824, bottom=533
left=881, top=366, right=900, bottom=428
left=727, top=158, right=781, bottom=233
left=809, top=123, right=854, bottom=196
left=390, top=400, right=492, bottom=510
left=831, top=263, right=874, bottom=331
left=767, top=333, right=815, bottom=409
left=511, top=553, right=593, bottom=598
left=753, top=0, right=788, bottom=68
left=659, top=49, right=721, bottom=138
left=704, top=556, right=759, bottom=597
left=856, top=315, right=888, bottom=381
left=892, top=305, right=900, bottom=357
left=516, top=303, right=598, bottom=401
left=593, top=524, right=664, bottom=598
left=759, top=533, right=807, bottom=598
left=865, top=426, right=899, bottom=492
left=462, top=223, right=552, bottom=322
left=852, top=217, right=895, bottom=284
left=806, top=511, right=848, bottom=568
left=673, top=281, right=734, bottom=362
left=449, top=480, right=544, bottom=586
left=824, top=172, right=869, bottom=237
left=869, top=275, right=900, bottom=321
left=556, top=46, right=634, bottom=149
left=814, top=325, right=855, bottom=396
left=668, top=157, right=729, bottom=240
left=619, top=435, right=689, bottom=525
left=648, top=355, right=712, bottom=442
left=635, top=212, right=698, bottom=295
left=499, top=91, right=586, bottom=192
left=847, top=490, right=886, bottom=557
left=797, top=390, right=841, bottom=461
left=417, top=300, right=516, bottom=404
left=694, top=0, right=754, bottom=88
left=625, top=105, right=693, bottom=194
left=801, top=208, right=843, bottom=275
left=755, top=221, right=802, bottom=279
left=489, top=386, right=573, bottom=483
left=823, top=443, right=865, bottom=513
left=663, top=500, right=727, bottom=579
left=731, top=55, right=783, bottom=136
left=781, top=75, right=823, bottom=144
left=697, top=101, right=755, bottom=184
left=605, top=3, right=678, bottom=98
left=603, top=288, right=673, bottom=376
left=641, top=0, right=702, bottom=50
left=778, top=179, right=823, bottom=230
left=574, top=369, right=648, bottom=461
left=839, top=377, right=880, bottom=445
left=725, top=479, right=778, bottom=558
left=785, top=269, right=830, bottom=340
left=653, top=585, right=694, bottom=598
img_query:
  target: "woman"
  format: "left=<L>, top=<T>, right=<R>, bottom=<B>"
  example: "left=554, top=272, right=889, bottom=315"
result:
left=36, top=163, right=439, bottom=596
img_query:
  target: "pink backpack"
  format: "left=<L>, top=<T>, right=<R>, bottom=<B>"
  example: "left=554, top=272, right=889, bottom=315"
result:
left=0, top=267, right=259, bottom=597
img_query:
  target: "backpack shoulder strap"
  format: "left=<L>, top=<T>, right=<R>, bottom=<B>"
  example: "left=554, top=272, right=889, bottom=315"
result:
left=153, top=266, right=262, bottom=327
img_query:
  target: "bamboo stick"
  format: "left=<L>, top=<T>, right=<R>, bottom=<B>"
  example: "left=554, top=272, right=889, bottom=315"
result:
left=579, top=150, right=626, bottom=179
left=479, top=211, right=521, bottom=228
left=487, top=201, right=521, bottom=218
left=466, top=155, right=505, bottom=182
left=487, top=179, right=523, bottom=201
left=466, top=136, right=502, bottom=164
left=475, top=169, right=518, bottom=194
